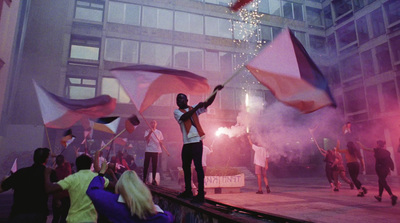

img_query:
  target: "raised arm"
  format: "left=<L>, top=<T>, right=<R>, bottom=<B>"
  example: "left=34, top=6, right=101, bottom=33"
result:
left=44, top=167, right=63, bottom=194
left=357, top=141, right=373, bottom=152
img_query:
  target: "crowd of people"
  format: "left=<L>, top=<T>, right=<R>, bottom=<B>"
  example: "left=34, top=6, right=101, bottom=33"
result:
left=313, top=122, right=397, bottom=206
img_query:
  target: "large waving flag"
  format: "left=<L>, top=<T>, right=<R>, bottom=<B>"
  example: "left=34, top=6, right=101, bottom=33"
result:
left=111, top=65, right=210, bottom=113
left=33, top=80, right=117, bottom=128
left=246, top=29, right=336, bottom=113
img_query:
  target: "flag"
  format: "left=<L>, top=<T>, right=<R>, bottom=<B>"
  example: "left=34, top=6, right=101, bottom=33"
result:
left=33, top=80, right=117, bottom=129
left=92, top=116, right=121, bottom=134
left=61, top=129, right=75, bottom=148
left=114, top=137, right=127, bottom=146
left=246, top=29, right=336, bottom=113
left=125, top=114, right=140, bottom=133
left=101, top=141, right=110, bottom=150
left=10, top=158, right=17, bottom=174
left=231, top=0, right=254, bottom=11
left=111, top=65, right=210, bottom=113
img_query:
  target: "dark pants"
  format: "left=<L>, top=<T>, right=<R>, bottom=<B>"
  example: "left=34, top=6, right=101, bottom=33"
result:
left=182, top=141, right=204, bottom=195
left=325, top=163, right=333, bottom=184
left=376, top=166, right=392, bottom=196
left=52, top=197, right=70, bottom=223
left=9, top=212, right=47, bottom=223
left=347, top=162, right=362, bottom=189
left=143, top=152, right=159, bottom=182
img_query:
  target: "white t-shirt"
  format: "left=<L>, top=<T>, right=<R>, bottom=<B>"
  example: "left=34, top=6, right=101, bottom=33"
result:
left=202, top=145, right=212, bottom=167
left=144, top=129, right=164, bottom=153
left=174, top=105, right=206, bottom=144
left=252, top=144, right=269, bottom=168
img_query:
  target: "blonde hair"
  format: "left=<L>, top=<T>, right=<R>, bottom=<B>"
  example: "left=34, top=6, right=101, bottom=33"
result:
left=116, top=171, right=156, bottom=219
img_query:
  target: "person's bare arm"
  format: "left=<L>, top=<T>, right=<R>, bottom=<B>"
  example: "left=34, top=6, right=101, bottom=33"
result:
left=44, top=167, right=63, bottom=194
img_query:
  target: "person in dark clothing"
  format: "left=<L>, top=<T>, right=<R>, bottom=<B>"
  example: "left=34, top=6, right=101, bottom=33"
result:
left=358, top=140, right=397, bottom=205
left=337, top=141, right=367, bottom=197
left=174, top=85, right=223, bottom=203
left=52, top=155, right=71, bottom=223
left=0, top=148, right=55, bottom=223
left=316, top=144, right=335, bottom=188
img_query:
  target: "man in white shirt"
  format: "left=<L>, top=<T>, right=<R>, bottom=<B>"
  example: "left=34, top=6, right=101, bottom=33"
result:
left=174, top=85, right=223, bottom=203
left=247, top=134, right=270, bottom=194
left=143, top=120, right=164, bottom=185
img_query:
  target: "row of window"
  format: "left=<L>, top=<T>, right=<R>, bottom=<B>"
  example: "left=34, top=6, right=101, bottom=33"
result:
left=66, top=75, right=266, bottom=112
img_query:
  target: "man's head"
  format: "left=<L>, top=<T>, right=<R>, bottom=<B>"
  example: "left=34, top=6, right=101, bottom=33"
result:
left=377, top=140, right=386, bottom=149
left=176, top=93, right=188, bottom=109
left=56, top=155, right=65, bottom=166
left=75, top=154, right=92, bottom=171
left=150, top=120, right=157, bottom=130
left=33, top=148, right=50, bottom=165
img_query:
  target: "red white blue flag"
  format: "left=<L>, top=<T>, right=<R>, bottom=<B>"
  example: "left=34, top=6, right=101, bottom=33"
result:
left=246, top=29, right=336, bottom=113
left=33, top=80, right=117, bottom=128
left=111, top=65, right=210, bottom=113
left=231, top=0, right=254, bottom=11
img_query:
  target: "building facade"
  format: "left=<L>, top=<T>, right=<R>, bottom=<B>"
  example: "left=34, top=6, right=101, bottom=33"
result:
left=1, top=0, right=400, bottom=175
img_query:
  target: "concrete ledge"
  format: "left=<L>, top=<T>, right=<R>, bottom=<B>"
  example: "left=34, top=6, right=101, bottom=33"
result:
left=149, top=185, right=309, bottom=223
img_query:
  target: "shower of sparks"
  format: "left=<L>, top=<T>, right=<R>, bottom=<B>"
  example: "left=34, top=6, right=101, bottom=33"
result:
left=229, top=0, right=264, bottom=95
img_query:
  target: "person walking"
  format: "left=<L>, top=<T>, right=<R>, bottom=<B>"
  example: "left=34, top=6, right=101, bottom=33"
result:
left=336, top=141, right=367, bottom=196
left=358, top=140, right=397, bottom=205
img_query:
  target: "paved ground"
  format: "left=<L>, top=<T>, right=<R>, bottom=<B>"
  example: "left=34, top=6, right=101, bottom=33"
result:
left=162, top=173, right=400, bottom=223
left=1, top=173, right=399, bottom=223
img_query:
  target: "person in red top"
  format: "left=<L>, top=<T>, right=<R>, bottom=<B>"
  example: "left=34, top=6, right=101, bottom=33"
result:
left=52, top=155, right=72, bottom=223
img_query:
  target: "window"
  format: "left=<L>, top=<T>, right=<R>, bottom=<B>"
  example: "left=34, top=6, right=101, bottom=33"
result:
left=140, top=42, right=172, bottom=67
left=390, top=35, right=400, bottom=63
left=323, top=5, right=333, bottom=28
left=344, top=87, right=366, bottom=113
left=258, top=0, right=269, bottom=14
left=260, top=25, right=273, bottom=44
left=371, top=8, right=385, bottom=38
left=75, top=0, right=104, bottom=22
left=336, top=22, right=357, bottom=49
left=108, top=1, right=140, bottom=26
left=204, top=50, right=233, bottom=75
left=324, top=65, right=340, bottom=87
left=356, top=16, right=369, bottom=45
left=340, top=54, right=362, bottom=81
left=174, top=46, right=203, bottom=70
left=384, top=0, right=400, bottom=25
left=332, top=0, right=352, bottom=18
left=375, top=43, right=392, bottom=73
left=272, top=27, right=282, bottom=39
left=220, top=87, right=235, bottom=110
left=233, top=21, right=258, bottom=41
left=205, top=16, right=232, bottom=38
left=327, top=33, right=337, bottom=56
left=101, top=77, right=130, bottom=103
left=306, top=7, right=323, bottom=27
left=269, top=0, right=281, bottom=16
left=366, top=85, right=380, bottom=116
left=66, top=77, right=97, bottom=99
left=382, top=81, right=399, bottom=111
left=204, top=0, right=230, bottom=6
left=294, top=31, right=306, bottom=47
left=142, top=6, right=173, bottom=30
left=309, top=35, right=326, bottom=52
left=175, top=11, right=203, bottom=34
left=353, top=0, right=365, bottom=12
left=282, top=1, right=303, bottom=21
left=361, top=50, right=374, bottom=77
left=70, top=36, right=100, bottom=61
left=104, top=38, right=139, bottom=63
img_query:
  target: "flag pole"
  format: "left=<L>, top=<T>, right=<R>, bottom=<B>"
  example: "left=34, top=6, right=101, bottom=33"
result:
left=139, top=113, right=170, bottom=156
left=204, top=65, right=247, bottom=101
left=99, top=129, right=126, bottom=151
left=44, top=125, right=53, bottom=154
